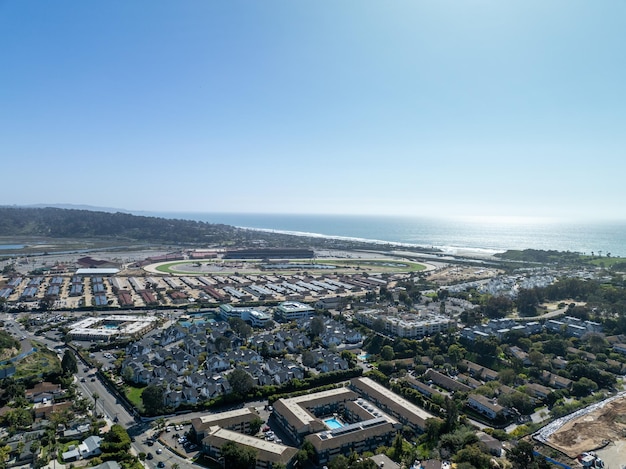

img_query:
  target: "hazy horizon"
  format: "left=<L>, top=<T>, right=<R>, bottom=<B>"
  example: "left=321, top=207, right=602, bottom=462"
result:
left=2, top=2, right=625, bottom=220
left=9, top=204, right=626, bottom=225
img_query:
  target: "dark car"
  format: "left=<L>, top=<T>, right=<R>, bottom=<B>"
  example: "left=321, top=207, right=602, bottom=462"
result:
left=146, top=453, right=153, bottom=460
left=157, top=462, right=165, bottom=468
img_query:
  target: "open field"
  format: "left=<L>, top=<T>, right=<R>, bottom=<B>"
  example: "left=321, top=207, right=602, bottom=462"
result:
left=14, top=345, right=61, bottom=379
left=545, top=394, right=626, bottom=459
left=426, top=265, right=503, bottom=285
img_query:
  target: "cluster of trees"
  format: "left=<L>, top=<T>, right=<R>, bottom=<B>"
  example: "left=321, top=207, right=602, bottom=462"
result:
left=0, top=331, right=19, bottom=355
left=514, top=276, right=626, bottom=324
left=496, top=249, right=584, bottom=265
left=61, top=350, right=78, bottom=376
left=92, top=424, right=142, bottom=469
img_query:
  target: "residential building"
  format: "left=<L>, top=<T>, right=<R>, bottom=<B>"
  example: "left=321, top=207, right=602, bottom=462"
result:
left=202, top=426, right=298, bottom=469
left=467, top=394, right=505, bottom=420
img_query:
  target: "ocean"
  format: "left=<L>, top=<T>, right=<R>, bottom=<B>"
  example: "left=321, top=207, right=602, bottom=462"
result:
left=148, top=212, right=626, bottom=258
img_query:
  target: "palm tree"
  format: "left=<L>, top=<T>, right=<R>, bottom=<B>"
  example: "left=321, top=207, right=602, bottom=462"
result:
left=153, top=417, right=166, bottom=431
left=92, top=392, right=100, bottom=417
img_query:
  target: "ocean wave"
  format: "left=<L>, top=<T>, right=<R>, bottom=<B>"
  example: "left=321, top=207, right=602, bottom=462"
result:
left=235, top=225, right=505, bottom=257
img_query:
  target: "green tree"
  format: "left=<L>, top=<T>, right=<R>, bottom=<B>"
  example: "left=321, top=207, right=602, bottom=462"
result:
left=380, top=345, right=394, bottom=361
left=454, top=443, right=491, bottom=469
left=228, top=318, right=253, bottom=339
left=528, top=350, right=544, bottom=367
left=433, top=355, right=445, bottom=367
left=372, top=318, right=386, bottom=333
left=122, top=366, right=134, bottom=383
left=483, top=295, right=513, bottom=319
left=498, top=391, right=534, bottom=415
left=572, top=377, right=598, bottom=397
left=249, top=417, right=263, bottom=435
left=220, top=441, right=256, bottom=469
left=227, top=369, right=255, bottom=396
left=214, top=335, right=231, bottom=353
left=3, top=407, right=33, bottom=429
left=443, top=397, right=459, bottom=433
left=310, top=316, right=325, bottom=337
left=507, top=440, right=542, bottom=469
left=341, top=350, right=357, bottom=368
left=61, top=350, right=78, bottom=375
left=92, top=392, right=100, bottom=417
left=425, top=418, right=444, bottom=443
left=141, top=385, right=165, bottom=416
left=499, top=368, right=517, bottom=385
left=516, top=288, right=540, bottom=316
left=585, top=332, right=608, bottom=353
left=1, top=378, right=25, bottom=402
left=392, top=433, right=405, bottom=460
left=0, top=444, right=11, bottom=469
left=296, top=450, right=309, bottom=466
left=302, top=350, right=317, bottom=367
left=100, top=424, right=132, bottom=462
left=447, top=344, right=465, bottom=365
left=328, top=455, right=350, bottom=469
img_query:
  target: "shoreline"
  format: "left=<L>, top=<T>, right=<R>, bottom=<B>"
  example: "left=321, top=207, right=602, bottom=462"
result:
left=236, top=226, right=506, bottom=260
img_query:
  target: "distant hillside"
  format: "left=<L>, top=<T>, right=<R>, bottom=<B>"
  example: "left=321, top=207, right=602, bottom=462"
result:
left=22, top=203, right=129, bottom=213
left=0, top=207, right=399, bottom=251
left=0, top=207, right=264, bottom=245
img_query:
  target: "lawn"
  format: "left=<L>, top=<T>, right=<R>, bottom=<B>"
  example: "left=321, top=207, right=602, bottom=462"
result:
left=587, top=256, right=625, bottom=268
left=125, top=385, right=145, bottom=412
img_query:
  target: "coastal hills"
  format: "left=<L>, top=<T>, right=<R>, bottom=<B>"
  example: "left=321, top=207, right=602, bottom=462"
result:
left=0, top=206, right=408, bottom=252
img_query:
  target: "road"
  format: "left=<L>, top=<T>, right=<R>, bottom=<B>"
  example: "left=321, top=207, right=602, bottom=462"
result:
left=4, top=314, right=200, bottom=469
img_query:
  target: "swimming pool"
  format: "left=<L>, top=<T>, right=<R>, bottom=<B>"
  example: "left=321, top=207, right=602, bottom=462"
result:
left=324, top=418, right=343, bottom=429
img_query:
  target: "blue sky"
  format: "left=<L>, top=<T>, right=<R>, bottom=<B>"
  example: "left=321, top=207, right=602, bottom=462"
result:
left=1, top=1, right=625, bottom=220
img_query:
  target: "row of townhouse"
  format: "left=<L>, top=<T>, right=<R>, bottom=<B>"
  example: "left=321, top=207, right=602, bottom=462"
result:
left=462, top=315, right=603, bottom=342
left=249, top=329, right=312, bottom=354
left=460, top=318, right=542, bottom=342
left=122, top=321, right=353, bottom=408
left=296, top=316, right=364, bottom=347
left=446, top=270, right=557, bottom=299
left=305, top=348, right=350, bottom=373
left=545, top=316, right=603, bottom=338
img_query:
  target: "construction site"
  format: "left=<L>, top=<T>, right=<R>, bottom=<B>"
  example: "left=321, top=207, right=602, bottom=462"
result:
left=539, top=393, right=626, bottom=468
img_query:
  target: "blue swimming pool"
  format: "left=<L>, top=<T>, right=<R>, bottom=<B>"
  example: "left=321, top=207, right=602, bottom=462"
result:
left=324, top=418, right=343, bottom=429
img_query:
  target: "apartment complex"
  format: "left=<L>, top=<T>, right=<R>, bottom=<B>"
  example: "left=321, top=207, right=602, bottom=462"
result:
left=355, top=310, right=454, bottom=338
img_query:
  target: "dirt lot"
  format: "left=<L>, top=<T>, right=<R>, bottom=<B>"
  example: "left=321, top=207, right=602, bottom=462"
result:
left=546, top=396, right=626, bottom=458
left=426, top=265, right=502, bottom=285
